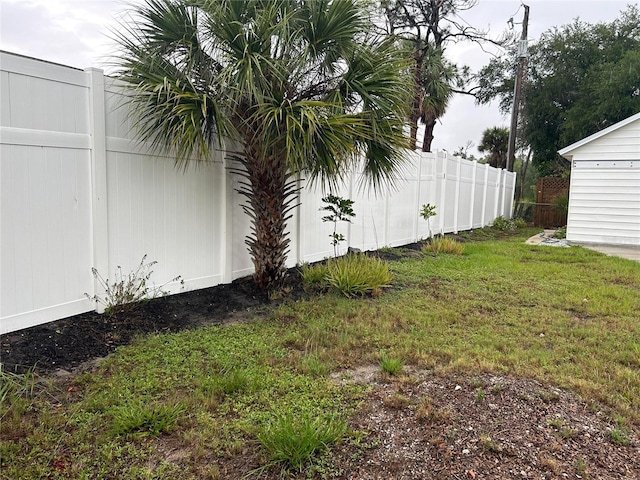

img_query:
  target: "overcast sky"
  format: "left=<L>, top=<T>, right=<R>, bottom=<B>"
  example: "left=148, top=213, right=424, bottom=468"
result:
left=0, top=0, right=633, bottom=156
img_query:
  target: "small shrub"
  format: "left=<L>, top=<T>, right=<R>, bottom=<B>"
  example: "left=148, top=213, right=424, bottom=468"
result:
left=325, top=254, right=393, bottom=297
left=491, top=215, right=518, bottom=231
left=85, top=255, right=182, bottom=315
left=380, top=356, right=404, bottom=376
left=111, top=401, right=184, bottom=437
left=422, top=237, right=464, bottom=255
left=320, top=194, right=355, bottom=257
left=419, top=203, right=437, bottom=239
left=257, top=413, right=346, bottom=471
left=553, top=226, right=567, bottom=239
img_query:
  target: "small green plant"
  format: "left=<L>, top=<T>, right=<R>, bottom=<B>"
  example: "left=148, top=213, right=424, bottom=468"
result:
left=491, top=215, right=518, bottom=231
left=325, top=254, right=393, bottom=297
left=300, top=262, right=329, bottom=289
left=301, top=353, right=329, bottom=377
left=110, top=401, right=184, bottom=438
left=553, top=193, right=569, bottom=215
left=380, top=355, right=404, bottom=376
left=553, top=226, right=567, bottom=239
left=422, top=236, right=465, bottom=255
left=475, top=388, right=485, bottom=403
left=574, top=457, right=588, bottom=477
left=479, top=433, right=502, bottom=453
left=321, top=194, right=355, bottom=257
left=85, top=255, right=182, bottom=315
left=607, top=427, right=631, bottom=446
left=419, top=203, right=437, bottom=239
left=0, top=367, right=38, bottom=429
left=257, top=413, right=346, bottom=471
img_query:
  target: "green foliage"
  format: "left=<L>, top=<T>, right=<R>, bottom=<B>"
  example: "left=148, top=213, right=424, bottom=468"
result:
left=85, top=255, right=181, bottom=316
left=301, top=262, right=329, bottom=289
left=110, top=401, right=184, bottom=437
left=321, top=194, right=356, bottom=257
left=380, top=356, right=404, bottom=376
left=476, top=5, right=640, bottom=176
left=553, top=194, right=569, bottom=215
left=419, top=203, right=437, bottom=239
left=491, top=216, right=518, bottom=232
left=553, top=226, right=567, bottom=239
left=478, top=126, right=509, bottom=169
left=422, top=236, right=465, bottom=255
left=257, top=413, right=346, bottom=471
left=325, top=254, right=393, bottom=297
left=114, top=0, right=411, bottom=292
left=302, top=255, right=393, bottom=297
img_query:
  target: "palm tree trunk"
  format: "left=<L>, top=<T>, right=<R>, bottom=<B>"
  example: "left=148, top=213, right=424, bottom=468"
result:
left=236, top=148, right=296, bottom=293
left=422, top=113, right=436, bottom=152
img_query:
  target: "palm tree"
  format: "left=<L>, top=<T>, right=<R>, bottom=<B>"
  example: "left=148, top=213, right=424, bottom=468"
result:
left=478, top=127, right=509, bottom=169
left=113, top=0, right=410, bottom=292
left=420, top=49, right=456, bottom=152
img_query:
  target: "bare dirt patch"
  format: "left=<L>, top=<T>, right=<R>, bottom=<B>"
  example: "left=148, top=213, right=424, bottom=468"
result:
left=329, top=368, right=640, bottom=480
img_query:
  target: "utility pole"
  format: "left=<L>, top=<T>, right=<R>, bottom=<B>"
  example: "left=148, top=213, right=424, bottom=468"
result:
left=506, top=4, right=529, bottom=172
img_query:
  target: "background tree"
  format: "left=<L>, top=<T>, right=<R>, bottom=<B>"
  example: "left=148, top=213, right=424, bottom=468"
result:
left=114, top=0, right=410, bottom=293
left=420, top=50, right=457, bottom=151
left=381, top=0, right=507, bottom=152
left=478, top=127, right=509, bottom=169
left=476, top=5, right=640, bottom=176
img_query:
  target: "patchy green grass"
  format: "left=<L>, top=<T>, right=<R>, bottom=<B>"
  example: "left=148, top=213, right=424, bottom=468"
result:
left=2, top=229, right=639, bottom=478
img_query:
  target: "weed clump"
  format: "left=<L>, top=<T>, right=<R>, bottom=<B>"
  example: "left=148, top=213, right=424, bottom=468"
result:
left=257, top=413, right=346, bottom=471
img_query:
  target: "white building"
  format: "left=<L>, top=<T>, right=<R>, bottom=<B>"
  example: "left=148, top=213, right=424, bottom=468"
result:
left=559, top=112, right=640, bottom=246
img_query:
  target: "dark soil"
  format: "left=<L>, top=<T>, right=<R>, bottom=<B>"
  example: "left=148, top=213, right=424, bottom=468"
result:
left=0, top=271, right=302, bottom=374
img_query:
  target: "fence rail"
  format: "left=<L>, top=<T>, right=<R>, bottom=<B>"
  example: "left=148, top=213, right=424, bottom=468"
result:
left=0, top=52, right=516, bottom=334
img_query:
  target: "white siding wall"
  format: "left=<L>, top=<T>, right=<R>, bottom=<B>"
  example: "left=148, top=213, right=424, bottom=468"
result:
left=0, top=53, right=517, bottom=334
left=567, top=161, right=640, bottom=246
left=564, top=117, right=640, bottom=247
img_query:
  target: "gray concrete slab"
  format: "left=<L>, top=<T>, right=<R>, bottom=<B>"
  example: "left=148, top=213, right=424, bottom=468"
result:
left=525, top=232, right=640, bottom=262
left=578, top=244, right=640, bottom=262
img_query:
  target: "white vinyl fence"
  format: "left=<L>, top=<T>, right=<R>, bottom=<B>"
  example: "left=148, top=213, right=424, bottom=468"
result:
left=0, top=52, right=516, bottom=334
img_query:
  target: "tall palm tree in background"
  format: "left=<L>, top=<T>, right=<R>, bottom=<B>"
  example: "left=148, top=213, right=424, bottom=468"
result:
left=114, top=0, right=410, bottom=292
left=478, top=126, right=509, bottom=169
left=420, top=49, right=456, bottom=152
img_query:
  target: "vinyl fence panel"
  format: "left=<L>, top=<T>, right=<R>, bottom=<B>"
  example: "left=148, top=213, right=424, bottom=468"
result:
left=0, top=53, right=516, bottom=334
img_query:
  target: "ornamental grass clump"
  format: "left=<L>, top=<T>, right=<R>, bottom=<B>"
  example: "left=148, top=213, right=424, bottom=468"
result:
left=325, top=254, right=393, bottom=297
left=257, top=413, right=346, bottom=471
left=301, top=254, right=393, bottom=297
left=422, top=236, right=464, bottom=255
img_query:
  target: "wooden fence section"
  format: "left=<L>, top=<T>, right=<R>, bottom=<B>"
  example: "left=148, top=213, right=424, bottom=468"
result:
left=0, top=52, right=516, bottom=334
left=534, top=177, right=570, bottom=228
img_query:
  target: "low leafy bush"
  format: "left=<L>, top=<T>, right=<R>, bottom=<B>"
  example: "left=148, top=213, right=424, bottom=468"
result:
left=422, top=237, right=465, bottom=255
left=257, top=413, right=346, bottom=471
left=553, top=226, right=567, bottom=239
left=491, top=216, right=518, bottom=231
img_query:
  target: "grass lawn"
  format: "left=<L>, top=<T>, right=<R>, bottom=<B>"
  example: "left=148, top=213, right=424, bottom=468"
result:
left=2, top=229, right=639, bottom=478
